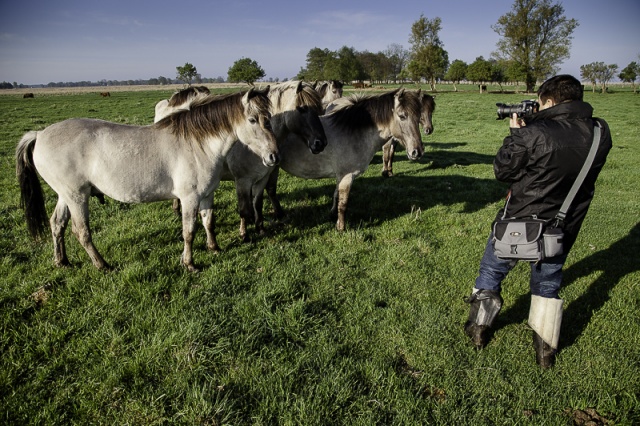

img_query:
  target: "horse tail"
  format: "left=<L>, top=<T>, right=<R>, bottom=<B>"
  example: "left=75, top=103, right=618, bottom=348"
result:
left=16, top=131, right=48, bottom=239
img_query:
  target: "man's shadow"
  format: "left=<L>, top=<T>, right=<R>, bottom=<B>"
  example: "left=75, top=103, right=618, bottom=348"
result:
left=497, top=222, right=640, bottom=350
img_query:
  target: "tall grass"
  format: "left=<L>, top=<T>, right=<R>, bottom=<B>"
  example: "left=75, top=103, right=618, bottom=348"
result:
left=1, top=86, right=638, bottom=425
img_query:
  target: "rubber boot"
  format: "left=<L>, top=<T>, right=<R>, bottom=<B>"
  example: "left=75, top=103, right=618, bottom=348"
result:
left=464, top=289, right=503, bottom=350
left=528, top=295, right=563, bottom=368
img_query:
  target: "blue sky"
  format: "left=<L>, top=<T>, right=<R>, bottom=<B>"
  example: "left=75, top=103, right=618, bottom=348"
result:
left=1, top=0, right=638, bottom=85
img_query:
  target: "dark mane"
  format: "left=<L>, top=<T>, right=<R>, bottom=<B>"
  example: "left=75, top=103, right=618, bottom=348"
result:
left=326, top=89, right=421, bottom=134
left=155, top=90, right=270, bottom=143
left=167, top=86, right=211, bottom=107
left=270, top=81, right=324, bottom=114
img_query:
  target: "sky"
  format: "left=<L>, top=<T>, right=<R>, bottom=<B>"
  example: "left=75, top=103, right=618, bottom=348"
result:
left=1, top=0, right=638, bottom=85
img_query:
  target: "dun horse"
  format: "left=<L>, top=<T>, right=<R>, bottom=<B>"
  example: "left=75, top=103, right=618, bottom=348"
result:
left=264, top=88, right=424, bottom=231
left=17, top=88, right=278, bottom=272
left=155, top=81, right=327, bottom=248
left=381, top=91, right=435, bottom=177
left=312, top=80, right=344, bottom=112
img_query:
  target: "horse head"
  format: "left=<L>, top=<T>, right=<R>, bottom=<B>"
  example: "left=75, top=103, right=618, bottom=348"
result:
left=240, top=86, right=280, bottom=167
left=270, top=81, right=327, bottom=154
left=418, top=90, right=435, bottom=136
left=391, top=88, right=424, bottom=161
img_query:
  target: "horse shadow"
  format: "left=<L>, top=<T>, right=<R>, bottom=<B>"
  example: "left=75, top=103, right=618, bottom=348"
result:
left=384, top=142, right=494, bottom=168
left=275, top=173, right=505, bottom=234
left=496, top=222, right=640, bottom=350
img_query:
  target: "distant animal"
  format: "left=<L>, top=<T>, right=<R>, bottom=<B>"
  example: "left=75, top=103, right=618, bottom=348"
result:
left=479, top=85, right=487, bottom=93
left=380, top=91, right=436, bottom=177
left=100, top=92, right=111, bottom=97
left=263, top=88, right=424, bottom=231
left=352, top=82, right=365, bottom=89
left=23, top=93, right=34, bottom=98
left=154, top=86, right=211, bottom=123
left=16, top=88, right=278, bottom=272
left=155, top=81, right=327, bottom=247
left=312, top=80, right=343, bottom=111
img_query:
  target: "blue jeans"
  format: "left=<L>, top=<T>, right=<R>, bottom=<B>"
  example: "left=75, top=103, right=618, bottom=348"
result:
left=474, top=233, right=568, bottom=299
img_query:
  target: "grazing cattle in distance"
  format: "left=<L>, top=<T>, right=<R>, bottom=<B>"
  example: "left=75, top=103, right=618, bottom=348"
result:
left=23, top=93, right=34, bottom=98
left=352, top=82, right=365, bottom=89
left=100, top=92, right=111, bottom=97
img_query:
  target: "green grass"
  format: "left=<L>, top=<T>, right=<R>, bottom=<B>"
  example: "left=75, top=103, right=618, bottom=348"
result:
left=1, top=86, right=639, bottom=425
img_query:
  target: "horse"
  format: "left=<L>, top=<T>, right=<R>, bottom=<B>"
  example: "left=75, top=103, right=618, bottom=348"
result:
left=16, top=88, right=278, bottom=272
left=23, top=93, right=34, bottom=98
left=263, top=88, right=424, bottom=231
left=100, top=92, right=111, bottom=97
left=154, top=86, right=211, bottom=123
left=312, top=80, right=343, bottom=111
left=155, top=81, right=327, bottom=248
left=381, top=91, right=435, bottom=177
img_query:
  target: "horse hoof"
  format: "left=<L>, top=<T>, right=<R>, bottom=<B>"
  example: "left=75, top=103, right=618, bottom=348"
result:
left=185, top=264, right=200, bottom=273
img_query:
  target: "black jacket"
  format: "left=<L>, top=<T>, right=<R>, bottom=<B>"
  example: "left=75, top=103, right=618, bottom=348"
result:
left=493, top=100, right=612, bottom=250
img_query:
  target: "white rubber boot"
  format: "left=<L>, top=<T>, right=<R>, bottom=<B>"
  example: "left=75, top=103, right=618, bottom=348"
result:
left=528, top=295, right=563, bottom=368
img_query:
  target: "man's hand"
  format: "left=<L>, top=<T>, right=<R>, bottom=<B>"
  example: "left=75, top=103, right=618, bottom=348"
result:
left=510, top=113, right=526, bottom=128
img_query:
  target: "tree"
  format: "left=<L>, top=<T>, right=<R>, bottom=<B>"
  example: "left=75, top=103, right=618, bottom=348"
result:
left=297, top=47, right=337, bottom=81
left=176, top=63, right=198, bottom=87
left=444, top=60, right=467, bottom=91
left=407, top=15, right=449, bottom=90
left=580, top=63, right=598, bottom=92
left=492, top=0, right=579, bottom=93
left=228, top=57, right=266, bottom=86
left=587, top=62, right=618, bottom=93
left=619, top=61, right=639, bottom=93
left=383, top=43, right=410, bottom=83
left=466, top=57, right=493, bottom=91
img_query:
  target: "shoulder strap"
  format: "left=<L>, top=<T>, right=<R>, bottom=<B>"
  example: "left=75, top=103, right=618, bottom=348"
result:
left=555, top=120, right=603, bottom=223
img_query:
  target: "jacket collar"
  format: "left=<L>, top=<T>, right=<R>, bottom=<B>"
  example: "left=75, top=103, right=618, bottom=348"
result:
left=526, top=100, right=593, bottom=124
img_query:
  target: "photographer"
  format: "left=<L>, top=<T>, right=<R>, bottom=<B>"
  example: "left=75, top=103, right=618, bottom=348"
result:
left=464, top=75, right=612, bottom=368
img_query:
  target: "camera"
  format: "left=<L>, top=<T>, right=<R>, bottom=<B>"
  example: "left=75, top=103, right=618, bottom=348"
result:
left=496, top=100, right=539, bottom=120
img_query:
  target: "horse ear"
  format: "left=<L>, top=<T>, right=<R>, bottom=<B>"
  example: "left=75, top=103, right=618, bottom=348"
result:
left=416, top=88, right=422, bottom=97
left=243, top=87, right=255, bottom=104
left=296, top=81, right=303, bottom=93
left=395, top=88, right=405, bottom=98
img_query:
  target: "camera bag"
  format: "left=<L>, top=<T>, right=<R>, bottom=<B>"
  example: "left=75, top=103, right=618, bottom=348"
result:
left=493, top=121, right=602, bottom=262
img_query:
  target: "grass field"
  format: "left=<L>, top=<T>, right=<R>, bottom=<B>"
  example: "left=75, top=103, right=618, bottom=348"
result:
left=1, top=84, right=638, bottom=425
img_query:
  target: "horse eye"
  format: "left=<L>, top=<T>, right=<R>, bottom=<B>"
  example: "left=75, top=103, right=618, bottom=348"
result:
left=249, top=117, right=257, bottom=124
left=398, top=113, right=407, bottom=120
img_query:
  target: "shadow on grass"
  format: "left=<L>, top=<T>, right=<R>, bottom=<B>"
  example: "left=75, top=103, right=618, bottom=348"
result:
left=270, top=142, right=503, bottom=234
left=496, top=222, right=640, bottom=351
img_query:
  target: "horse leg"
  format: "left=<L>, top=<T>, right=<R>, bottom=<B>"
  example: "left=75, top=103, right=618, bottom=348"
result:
left=333, top=174, right=355, bottom=231
left=50, top=198, right=71, bottom=267
left=382, top=139, right=396, bottom=178
left=181, top=199, right=200, bottom=272
left=252, top=174, right=271, bottom=236
left=172, top=199, right=181, bottom=216
left=235, top=178, right=255, bottom=243
left=199, top=195, right=220, bottom=253
left=265, top=167, right=285, bottom=220
left=67, top=197, right=110, bottom=270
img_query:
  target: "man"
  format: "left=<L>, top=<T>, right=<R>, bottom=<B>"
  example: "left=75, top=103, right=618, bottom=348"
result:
left=464, top=75, right=612, bottom=368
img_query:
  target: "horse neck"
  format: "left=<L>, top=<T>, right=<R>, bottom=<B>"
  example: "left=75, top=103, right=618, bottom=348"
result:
left=269, top=112, right=291, bottom=142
